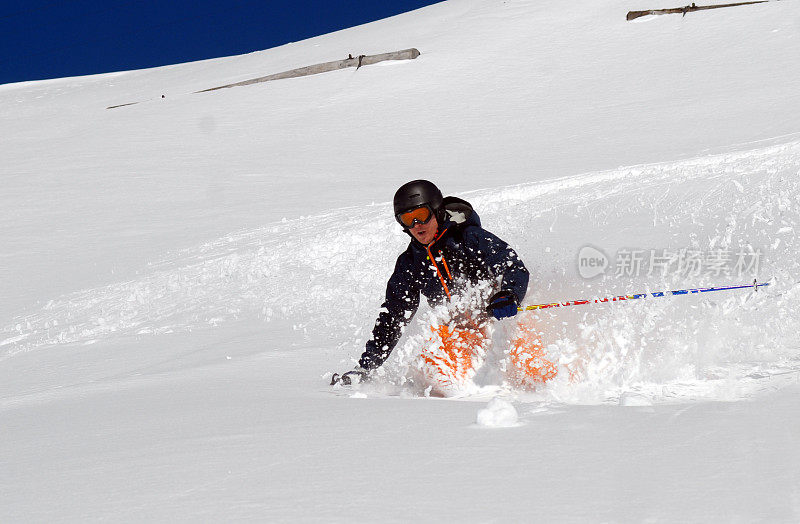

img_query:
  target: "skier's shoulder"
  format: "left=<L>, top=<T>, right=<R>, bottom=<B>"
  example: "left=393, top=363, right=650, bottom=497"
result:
left=442, top=196, right=480, bottom=229
left=442, top=196, right=488, bottom=242
left=441, top=196, right=482, bottom=242
left=394, top=242, right=418, bottom=269
left=387, top=244, right=424, bottom=290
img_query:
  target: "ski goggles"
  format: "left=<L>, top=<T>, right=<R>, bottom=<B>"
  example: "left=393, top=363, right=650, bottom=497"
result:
left=396, top=205, right=434, bottom=228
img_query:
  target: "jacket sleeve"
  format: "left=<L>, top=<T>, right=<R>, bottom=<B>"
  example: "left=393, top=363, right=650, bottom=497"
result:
left=358, top=253, right=420, bottom=370
left=462, top=226, right=530, bottom=303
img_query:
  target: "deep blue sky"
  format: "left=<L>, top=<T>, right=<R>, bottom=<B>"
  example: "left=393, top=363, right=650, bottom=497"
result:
left=0, top=0, right=443, bottom=85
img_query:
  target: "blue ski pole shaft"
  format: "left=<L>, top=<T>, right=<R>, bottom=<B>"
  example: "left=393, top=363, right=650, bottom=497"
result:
left=519, top=279, right=768, bottom=312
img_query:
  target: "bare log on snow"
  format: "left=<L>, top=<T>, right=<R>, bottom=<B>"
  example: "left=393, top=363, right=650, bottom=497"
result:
left=626, top=0, right=768, bottom=21
left=196, top=48, right=421, bottom=93
left=106, top=48, right=421, bottom=109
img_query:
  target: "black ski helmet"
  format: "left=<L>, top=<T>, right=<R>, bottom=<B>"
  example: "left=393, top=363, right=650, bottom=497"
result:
left=393, top=180, right=444, bottom=218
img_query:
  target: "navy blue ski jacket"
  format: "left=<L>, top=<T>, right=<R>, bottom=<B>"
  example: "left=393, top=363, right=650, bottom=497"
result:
left=359, top=197, right=529, bottom=370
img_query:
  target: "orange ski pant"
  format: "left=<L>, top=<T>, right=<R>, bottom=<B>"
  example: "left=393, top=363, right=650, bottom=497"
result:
left=418, top=319, right=557, bottom=391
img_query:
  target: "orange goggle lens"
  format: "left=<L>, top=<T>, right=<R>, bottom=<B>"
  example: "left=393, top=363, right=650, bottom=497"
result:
left=397, top=206, right=433, bottom=228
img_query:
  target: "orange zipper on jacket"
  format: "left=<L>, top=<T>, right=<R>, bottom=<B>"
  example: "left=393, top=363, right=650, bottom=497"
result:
left=425, top=228, right=452, bottom=300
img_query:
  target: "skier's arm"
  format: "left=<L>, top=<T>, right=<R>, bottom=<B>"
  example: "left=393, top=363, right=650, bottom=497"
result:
left=358, top=255, right=420, bottom=370
left=463, top=227, right=530, bottom=303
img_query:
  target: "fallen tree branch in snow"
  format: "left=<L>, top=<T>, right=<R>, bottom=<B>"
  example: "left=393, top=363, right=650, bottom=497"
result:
left=196, top=48, right=421, bottom=93
left=106, top=48, right=421, bottom=109
left=626, top=1, right=768, bottom=21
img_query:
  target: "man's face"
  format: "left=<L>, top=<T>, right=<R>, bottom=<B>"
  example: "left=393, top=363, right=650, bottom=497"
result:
left=409, top=215, right=438, bottom=245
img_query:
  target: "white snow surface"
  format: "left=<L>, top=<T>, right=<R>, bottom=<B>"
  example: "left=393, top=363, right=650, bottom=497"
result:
left=2, top=0, right=800, bottom=521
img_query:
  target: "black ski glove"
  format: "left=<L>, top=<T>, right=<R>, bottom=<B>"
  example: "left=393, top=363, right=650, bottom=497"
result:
left=330, top=368, right=369, bottom=386
left=487, top=290, right=519, bottom=319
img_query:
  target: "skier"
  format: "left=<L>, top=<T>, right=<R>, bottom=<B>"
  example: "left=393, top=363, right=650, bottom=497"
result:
left=331, top=180, right=556, bottom=395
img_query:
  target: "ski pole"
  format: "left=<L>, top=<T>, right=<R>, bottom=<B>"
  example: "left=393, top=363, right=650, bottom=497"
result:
left=519, top=279, right=768, bottom=312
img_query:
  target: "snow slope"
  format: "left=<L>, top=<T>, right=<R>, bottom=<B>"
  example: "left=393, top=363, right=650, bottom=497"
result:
left=2, top=0, right=800, bottom=521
